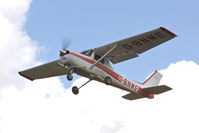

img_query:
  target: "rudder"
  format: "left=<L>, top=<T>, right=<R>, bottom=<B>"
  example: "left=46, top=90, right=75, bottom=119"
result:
left=142, top=70, right=162, bottom=88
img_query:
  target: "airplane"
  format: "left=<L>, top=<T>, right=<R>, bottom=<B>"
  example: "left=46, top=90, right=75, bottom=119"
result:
left=19, top=27, right=177, bottom=100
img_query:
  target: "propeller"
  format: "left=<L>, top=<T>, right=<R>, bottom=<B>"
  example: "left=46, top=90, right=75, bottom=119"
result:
left=60, top=38, right=72, bottom=56
left=62, top=38, right=72, bottom=50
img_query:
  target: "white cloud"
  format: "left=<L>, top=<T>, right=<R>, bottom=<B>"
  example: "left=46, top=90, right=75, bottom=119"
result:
left=0, top=0, right=37, bottom=91
left=0, top=0, right=64, bottom=92
left=0, top=0, right=198, bottom=133
left=0, top=0, right=65, bottom=132
left=1, top=59, right=199, bottom=133
left=0, top=0, right=31, bottom=27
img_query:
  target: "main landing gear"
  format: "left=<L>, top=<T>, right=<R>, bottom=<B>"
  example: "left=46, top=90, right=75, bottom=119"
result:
left=66, top=67, right=80, bottom=81
left=72, top=79, right=92, bottom=95
left=104, top=76, right=112, bottom=85
left=67, top=74, right=73, bottom=81
left=72, top=86, right=79, bottom=94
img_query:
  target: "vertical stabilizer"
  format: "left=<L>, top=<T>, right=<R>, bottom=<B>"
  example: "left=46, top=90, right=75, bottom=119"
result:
left=141, top=70, right=162, bottom=88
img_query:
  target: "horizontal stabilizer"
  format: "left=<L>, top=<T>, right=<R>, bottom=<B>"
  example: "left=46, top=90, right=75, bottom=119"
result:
left=142, top=85, right=172, bottom=95
left=122, top=92, right=144, bottom=100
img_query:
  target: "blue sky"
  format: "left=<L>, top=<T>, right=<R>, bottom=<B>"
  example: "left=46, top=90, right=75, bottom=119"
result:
left=25, top=0, right=199, bottom=85
left=26, top=0, right=199, bottom=85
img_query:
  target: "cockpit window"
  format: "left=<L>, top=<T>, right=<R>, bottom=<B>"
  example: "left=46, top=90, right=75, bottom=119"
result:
left=81, top=49, right=93, bottom=56
left=107, top=60, right=113, bottom=70
left=94, top=54, right=104, bottom=64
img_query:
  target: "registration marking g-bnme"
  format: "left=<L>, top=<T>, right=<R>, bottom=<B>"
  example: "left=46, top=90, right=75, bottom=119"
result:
left=118, top=76, right=139, bottom=92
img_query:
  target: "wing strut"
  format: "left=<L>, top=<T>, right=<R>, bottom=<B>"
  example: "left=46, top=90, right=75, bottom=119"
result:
left=90, top=44, right=118, bottom=69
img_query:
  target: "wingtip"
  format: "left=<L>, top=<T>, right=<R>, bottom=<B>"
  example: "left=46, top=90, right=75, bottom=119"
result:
left=18, top=71, right=34, bottom=81
left=160, top=27, right=177, bottom=37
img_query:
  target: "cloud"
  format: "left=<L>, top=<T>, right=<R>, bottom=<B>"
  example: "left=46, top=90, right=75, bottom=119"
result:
left=0, top=0, right=36, bottom=91
left=0, top=0, right=65, bottom=93
left=0, top=0, right=31, bottom=27
left=0, top=0, right=65, bottom=131
left=1, top=60, right=199, bottom=133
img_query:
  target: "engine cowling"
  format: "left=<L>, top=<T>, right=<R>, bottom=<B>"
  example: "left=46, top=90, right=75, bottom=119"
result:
left=59, top=50, right=70, bottom=56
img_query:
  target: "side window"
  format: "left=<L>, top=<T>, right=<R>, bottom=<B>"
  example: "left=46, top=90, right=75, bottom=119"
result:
left=94, top=54, right=101, bottom=60
left=94, top=54, right=104, bottom=64
left=100, top=59, right=105, bottom=64
left=87, top=50, right=93, bottom=56
left=100, top=59, right=104, bottom=64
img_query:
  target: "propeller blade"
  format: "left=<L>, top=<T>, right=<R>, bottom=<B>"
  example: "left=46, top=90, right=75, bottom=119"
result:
left=62, top=38, right=72, bottom=50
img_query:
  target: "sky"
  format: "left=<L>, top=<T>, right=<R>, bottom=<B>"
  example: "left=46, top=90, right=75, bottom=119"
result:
left=25, top=0, right=199, bottom=83
left=0, top=0, right=199, bottom=133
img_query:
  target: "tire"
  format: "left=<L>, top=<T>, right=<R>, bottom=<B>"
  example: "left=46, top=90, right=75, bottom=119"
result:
left=104, top=76, right=112, bottom=85
left=72, top=86, right=79, bottom=95
left=67, top=74, right=73, bottom=81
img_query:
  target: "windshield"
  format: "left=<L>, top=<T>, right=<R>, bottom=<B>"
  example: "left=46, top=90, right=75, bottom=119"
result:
left=107, top=60, right=113, bottom=70
left=81, top=49, right=93, bottom=56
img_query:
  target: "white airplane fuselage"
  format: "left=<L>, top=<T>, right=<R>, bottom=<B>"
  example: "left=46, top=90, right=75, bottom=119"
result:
left=64, top=50, right=152, bottom=98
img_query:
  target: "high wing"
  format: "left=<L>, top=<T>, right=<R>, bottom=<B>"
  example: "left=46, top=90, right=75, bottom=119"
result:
left=19, top=60, right=70, bottom=81
left=94, top=27, right=177, bottom=64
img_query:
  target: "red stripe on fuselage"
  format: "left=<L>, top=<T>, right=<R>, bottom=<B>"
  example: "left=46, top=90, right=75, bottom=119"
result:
left=69, top=52, right=119, bottom=80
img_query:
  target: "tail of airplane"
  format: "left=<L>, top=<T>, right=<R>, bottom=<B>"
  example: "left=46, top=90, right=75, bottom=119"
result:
left=141, top=70, right=172, bottom=96
left=141, top=70, right=162, bottom=88
left=141, top=70, right=172, bottom=95
left=122, top=70, right=172, bottom=100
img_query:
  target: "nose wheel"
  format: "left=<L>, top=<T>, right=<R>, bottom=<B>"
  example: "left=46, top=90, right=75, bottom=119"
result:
left=72, top=86, right=79, bottom=95
left=71, top=79, right=91, bottom=95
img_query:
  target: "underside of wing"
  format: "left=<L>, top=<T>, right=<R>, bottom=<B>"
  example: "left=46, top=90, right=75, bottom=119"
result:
left=19, top=60, right=70, bottom=81
left=94, top=27, right=177, bottom=64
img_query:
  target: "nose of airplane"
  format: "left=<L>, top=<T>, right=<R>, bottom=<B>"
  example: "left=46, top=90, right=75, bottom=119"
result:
left=59, top=50, right=70, bottom=56
left=59, top=50, right=70, bottom=65
left=59, top=56, right=68, bottom=66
